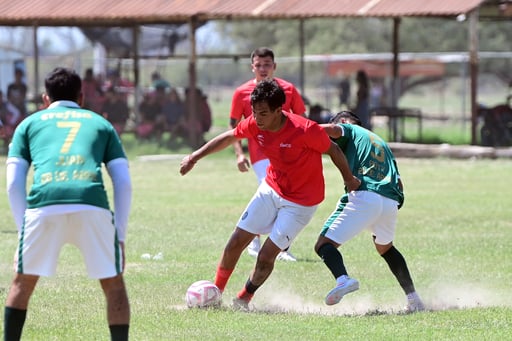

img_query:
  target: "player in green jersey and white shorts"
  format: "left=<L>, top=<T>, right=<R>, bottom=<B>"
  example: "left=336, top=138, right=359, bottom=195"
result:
left=315, top=110, right=425, bottom=313
left=3, top=67, right=132, bottom=340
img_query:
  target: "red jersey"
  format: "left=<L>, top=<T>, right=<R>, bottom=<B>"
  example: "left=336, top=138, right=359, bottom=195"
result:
left=230, top=77, right=306, bottom=164
left=233, top=112, right=331, bottom=206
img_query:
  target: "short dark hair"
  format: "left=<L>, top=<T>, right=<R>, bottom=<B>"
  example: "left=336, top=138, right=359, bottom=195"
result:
left=329, top=110, right=362, bottom=126
left=45, top=67, right=82, bottom=102
left=250, top=79, right=285, bottom=111
left=250, top=47, right=275, bottom=63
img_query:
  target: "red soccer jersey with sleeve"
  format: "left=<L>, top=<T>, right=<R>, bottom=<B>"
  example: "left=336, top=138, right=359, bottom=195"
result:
left=233, top=112, right=330, bottom=206
left=230, top=77, right=306, bottom=164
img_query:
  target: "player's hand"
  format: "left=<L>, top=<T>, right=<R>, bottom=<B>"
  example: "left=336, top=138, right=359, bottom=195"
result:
left=180, top=155, right=197, bottom=175
left=344, top=176, right=361, bottom=192
left=237, top=154, right=251, bottom=173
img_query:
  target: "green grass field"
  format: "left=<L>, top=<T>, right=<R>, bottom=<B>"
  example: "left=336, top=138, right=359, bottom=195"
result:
left=1, top=155, right=511, bottom=340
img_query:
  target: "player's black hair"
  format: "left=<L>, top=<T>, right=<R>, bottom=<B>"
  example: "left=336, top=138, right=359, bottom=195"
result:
left=329, top=110, right=362, bottom=126
left=250, top=47, right=275, bottom=63
left=45, top=67, right=82, bottom=102
left=250, top=79, right=285, bottom=111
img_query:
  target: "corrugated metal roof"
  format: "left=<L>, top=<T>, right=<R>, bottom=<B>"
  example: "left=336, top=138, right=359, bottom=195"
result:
left=0, top=0, right=499, bottom=26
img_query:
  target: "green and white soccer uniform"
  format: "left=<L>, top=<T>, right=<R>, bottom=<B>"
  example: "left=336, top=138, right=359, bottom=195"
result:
left=321, top=123, right=404, bottom=245
left=8, top=101, right=128, bottom=278
left=9, top=103, right=126, bottom=210
left=335, top=123, right=404, bottom=206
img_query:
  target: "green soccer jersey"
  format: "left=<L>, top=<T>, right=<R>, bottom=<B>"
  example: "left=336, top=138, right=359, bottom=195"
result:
left=334, top=123, right=404, bottom=206
left=8, top=101, right=127, bottom=210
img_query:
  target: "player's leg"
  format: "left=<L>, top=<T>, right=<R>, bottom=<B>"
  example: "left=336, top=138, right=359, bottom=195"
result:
left=373, top=196, right=424, bottom=312
left=246, top=159, right=270, bottom=258
left=376, top=241, right=425, bottom=312
left=253, top=160, right=297, bottom=262
left=234, top=198, right=317, bottom=308
left=4, top=273, right=39, bottom=341
left=316, top=192, right=380, bottom=305
left=215, top=183, right=277, bottom=293
left=72, top=210, right=131, bottom=338
left=315, top=236, right=359, bottom=305
left=234, top=237, right=282, bottom=308
left=4, top=210, right=65, bottom=340
left=215, top=227, right=256, bottom=292
left=100, top=275, right=130, bottom=340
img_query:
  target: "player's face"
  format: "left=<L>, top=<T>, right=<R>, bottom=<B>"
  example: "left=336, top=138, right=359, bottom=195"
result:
left=252, top=101, right=283, bottom=132
left=251, top=56, right=276, bottom=82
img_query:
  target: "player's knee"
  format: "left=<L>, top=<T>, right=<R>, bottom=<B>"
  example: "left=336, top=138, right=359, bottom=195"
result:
left=315, top=242, right=336, bottom=258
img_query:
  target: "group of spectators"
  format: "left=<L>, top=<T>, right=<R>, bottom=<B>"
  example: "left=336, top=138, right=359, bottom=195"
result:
left=82, top=69, right=212, bottom=146
left=0, top=68, right=28, bottom=146
left=135, top=77, right=212, bottom=146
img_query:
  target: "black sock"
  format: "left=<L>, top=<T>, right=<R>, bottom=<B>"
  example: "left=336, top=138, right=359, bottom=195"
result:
left=245, top=279, right=260, bottom=294
left=4, top=306, right=27, bottom=341
left=381, top=246, right=415, bottom=294
left=109, top=324, right=129, bottom=341
left=316, top=243, right=348, bottom=279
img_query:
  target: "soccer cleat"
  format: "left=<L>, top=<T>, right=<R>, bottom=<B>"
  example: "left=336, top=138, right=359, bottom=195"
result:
left=276, top=251, right=297, bottom=261
left=232, top=297, right=250, bottom=311
left=324, top=275, right=359, bottom=305
left=247, top=236, right=261, bottom=257
left=405, top=292, right=425, bottom=313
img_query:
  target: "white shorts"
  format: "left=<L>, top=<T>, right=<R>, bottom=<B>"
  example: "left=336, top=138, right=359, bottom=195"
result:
left=237, top=180, right=318, bottom=250
left=252, top=159, right=270, bottom=184
left=16, top=207, right=123, bottom=279
left=321, top=191, right=398, bottom=245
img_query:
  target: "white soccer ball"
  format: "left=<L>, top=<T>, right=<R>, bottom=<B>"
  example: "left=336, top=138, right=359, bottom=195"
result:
left=186, top=280, right=222, bottom=308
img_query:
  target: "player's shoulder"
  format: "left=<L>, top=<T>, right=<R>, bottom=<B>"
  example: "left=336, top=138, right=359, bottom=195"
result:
left=274, top=77, right=296, bottom=89
left=286, top=111, right=316, bottom=128
left=235, top=79, right=256, bottom=91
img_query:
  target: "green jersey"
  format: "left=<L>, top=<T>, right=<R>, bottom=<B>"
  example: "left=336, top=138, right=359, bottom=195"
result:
left=8, top=101, right=127, bottom=210
left=334, top=123, right=404, bottom=206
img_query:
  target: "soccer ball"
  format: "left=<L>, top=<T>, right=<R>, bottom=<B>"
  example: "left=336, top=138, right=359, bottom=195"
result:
left=186, top=280, right=222, bottom=308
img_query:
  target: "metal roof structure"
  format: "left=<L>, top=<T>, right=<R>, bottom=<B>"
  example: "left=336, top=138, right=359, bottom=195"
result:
left=1, top=0, right=509, bottom=145
left=0, top=0, right=509, bottom=26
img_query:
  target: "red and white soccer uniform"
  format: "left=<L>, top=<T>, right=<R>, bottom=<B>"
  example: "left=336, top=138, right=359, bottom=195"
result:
left=230, top=77, right=306, bottom=165
left=234, top=112, right=330, bottom=206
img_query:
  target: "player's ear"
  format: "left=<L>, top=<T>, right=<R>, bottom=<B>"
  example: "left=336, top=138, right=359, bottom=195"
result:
left=77, top=92, right=84, bottom=107
left=41, top=93, right=51, bottom=108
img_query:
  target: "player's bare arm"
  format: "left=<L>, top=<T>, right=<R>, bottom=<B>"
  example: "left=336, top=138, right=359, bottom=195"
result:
left=229, top=117, right=251, bottom=172
left=320, top=123, right=343, bottom=139
left=180, top=129, right=239, bottom=176
left=325, top=141, right=361, bottom=192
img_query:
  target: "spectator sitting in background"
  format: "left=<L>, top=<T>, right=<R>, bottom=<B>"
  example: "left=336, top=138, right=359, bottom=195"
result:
left=136, top=92, right=164, bottom=140
left=180, top=87, right=212, bottom=146
left=82, top=68, right=104, bottom=112
left=162, top=88, right=186, bottom=143
left=101, top=88, right=130, bottom=136
left=7, top=68, right=28, bottom=117
left=103, top=69, right=133, bottom=101
left=197, top=88, right=212, bottom=135
left=0, top=90, right=23, bottom=145
left=151, top=71, right=171, bottom=91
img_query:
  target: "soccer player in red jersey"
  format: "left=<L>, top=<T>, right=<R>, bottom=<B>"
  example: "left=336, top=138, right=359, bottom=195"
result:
left=180, top=80, right=360, bottom=310
left=230, top=47, right=306, bottom=260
